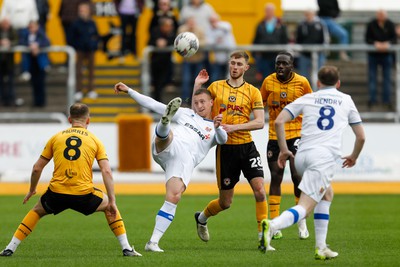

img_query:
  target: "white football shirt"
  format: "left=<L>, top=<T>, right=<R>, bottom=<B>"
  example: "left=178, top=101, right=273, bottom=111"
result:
left=284, top=87, right=362, bottom=158
left=171, top=107, right=222, bottom=166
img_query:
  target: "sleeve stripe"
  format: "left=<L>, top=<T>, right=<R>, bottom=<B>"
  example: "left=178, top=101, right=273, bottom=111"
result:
left=283, top=108, right=295, bottom=120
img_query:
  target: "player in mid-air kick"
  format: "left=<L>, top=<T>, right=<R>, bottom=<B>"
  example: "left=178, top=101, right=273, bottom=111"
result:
left=114, top=82, right=227, bottom=252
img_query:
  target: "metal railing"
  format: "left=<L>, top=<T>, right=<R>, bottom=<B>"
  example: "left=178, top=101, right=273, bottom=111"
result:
left=0, top=45, right=76, bottom=116
left=141, top=44, right=400, bottom=122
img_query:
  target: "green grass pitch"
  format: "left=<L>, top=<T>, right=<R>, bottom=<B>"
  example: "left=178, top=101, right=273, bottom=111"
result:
left=0, top=194, right=399, bottom=266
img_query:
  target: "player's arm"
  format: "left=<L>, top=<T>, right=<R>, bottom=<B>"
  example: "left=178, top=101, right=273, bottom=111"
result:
left=23, top=156, right=50, bottom=204
left=213, top=114, right=228, bottom=145
left=114, top=82, right=166, bottom=114
left=260, top=78, right=269, bottom=107
left=222, top=108, right=264, bottom=133
left=98, top=159, right=118, bottom=217
left=342, top=123, right=366, bottom=168
left=275, top=109, right=295, bottom=169
left=192, top=69, right=210, bottom=105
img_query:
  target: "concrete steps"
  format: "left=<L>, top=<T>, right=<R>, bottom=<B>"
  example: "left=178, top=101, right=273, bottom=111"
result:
left=80, top=64, right=142, bottom=122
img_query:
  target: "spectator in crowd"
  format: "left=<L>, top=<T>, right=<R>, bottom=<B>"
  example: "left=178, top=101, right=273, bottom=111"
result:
left=179, top=0, right=217, bottom=73
left=253, top=3, right=288, bottom=80
left=148, top=0, right=178, bottom=94
left=179, top=0, right=216, bottom=38
left=0, top=0, right=41, bottom=82
left=149, top=0, right=178, bottom=35
left=20, top=20, right=51, bottom=82
left=71, top=2, right=100, bottom=101
left=114, top=0, right=144, bottom=62
left=296, top=9, right=329, bottom=83
left=365, top=9, right=397, bottom=110
left=19, top=20, right=50, bottom=107
left=0, top=18, right=18, bottom=106
left=0, top=0, right=39, bottom=32
left=59, top=0, right=86, bottom=70
left=149, top=17, right=176, bottom=102
left=35, top=0, right=50, bottom=30
left=317, top=0, right=350, bottom=61
left=177, top=17, right=206, bottom=105
left=208, top=14, right=236, bottom=81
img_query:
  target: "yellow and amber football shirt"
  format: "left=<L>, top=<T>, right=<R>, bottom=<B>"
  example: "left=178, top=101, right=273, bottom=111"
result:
left=208, top=80, right=264, bottom=145
left=41, top=126, right=108, bottom=195
left=260, top=72, right=312, bottom=140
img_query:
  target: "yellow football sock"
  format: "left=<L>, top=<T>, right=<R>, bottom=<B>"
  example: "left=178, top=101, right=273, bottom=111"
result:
left=203, top=199, right=223, bottom=218
left=105, top=210, right=126, bottom=237
left=269, top=195, right=281, bottom=219
left=256, top=200, right=268, bottom=232
left=14, top=210, right=40, bottom=241
left=295, top=196, right=300, bottom=205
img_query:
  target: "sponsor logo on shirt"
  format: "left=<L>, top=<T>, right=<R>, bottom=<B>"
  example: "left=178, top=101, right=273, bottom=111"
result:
left=184, top=123, right=211, bottom=140
left=65, top=169, right=77, bottom=179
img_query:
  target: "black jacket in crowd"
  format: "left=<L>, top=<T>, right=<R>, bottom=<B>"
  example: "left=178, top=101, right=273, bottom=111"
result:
left=252, top=18, right=288, bottom=59
left=365, top=18, right=397, bottom=55
left=296, top=18, right=329, bottom=57
left=318, top=0, right=340, bottom=18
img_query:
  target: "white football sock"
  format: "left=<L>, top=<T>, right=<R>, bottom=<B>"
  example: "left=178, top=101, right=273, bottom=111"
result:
left=6, top=236, right=21, bottom=252
left=198, top=212, right=208, bottom=224
left=116, top=233, right=131, bottom=250
left=270, top=205, right=306, bottom=232
left=314, top=200, right=331, bottom=250
left=150, top=201, right=177, bottom=243
left=155, top=120, right=170, bottom=139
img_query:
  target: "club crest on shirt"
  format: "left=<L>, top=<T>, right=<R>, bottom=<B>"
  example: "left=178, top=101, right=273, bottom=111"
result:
left=267, top=150, right=273, bottom=158
left=205, top=127, right=212, bottom=132
left=224, top=178, right=231, bottom=186
left=280, top=92, right=287, bottom=99
left=229, top=96, right=236, bottom=102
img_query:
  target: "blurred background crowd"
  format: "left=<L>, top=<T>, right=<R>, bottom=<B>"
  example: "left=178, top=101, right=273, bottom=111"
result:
left=0, top=0, right=399, bottom=122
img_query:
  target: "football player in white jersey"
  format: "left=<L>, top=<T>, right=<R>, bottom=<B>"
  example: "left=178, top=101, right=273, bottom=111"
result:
left=114, top=82, right=228, bottom=252
left=260, top=66, right=365, bottom=260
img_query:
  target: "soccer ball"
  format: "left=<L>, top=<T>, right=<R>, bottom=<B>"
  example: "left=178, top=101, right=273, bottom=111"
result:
left=174, top=32, right=199, bottom=58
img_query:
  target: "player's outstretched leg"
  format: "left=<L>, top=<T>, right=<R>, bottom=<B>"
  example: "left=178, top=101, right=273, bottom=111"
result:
left=0, top=210, right=41, bottom=256
left=298, top=218, right=309, bottom=239
left=315, top=247, right=338, bottom=260
left=194, top=211, right=209, bottom=242
left=162, top=97, right=182, bottom=125
left=105, top=209, right=142, bottom=257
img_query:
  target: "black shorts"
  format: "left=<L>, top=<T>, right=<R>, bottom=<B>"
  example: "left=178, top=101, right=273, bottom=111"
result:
left=216, top=142, right=264, bottom=190
left=267, top=137, right=300, bottom=162
left=40, top=188, right=103, bottom=216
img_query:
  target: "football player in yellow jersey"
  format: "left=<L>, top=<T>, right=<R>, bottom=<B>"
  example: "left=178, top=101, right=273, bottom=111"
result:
left=260, top=51, right=313, bottom=240
left=0, top=103, right=141, bottom=257
left=192, top=51, right=272, bottom=252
